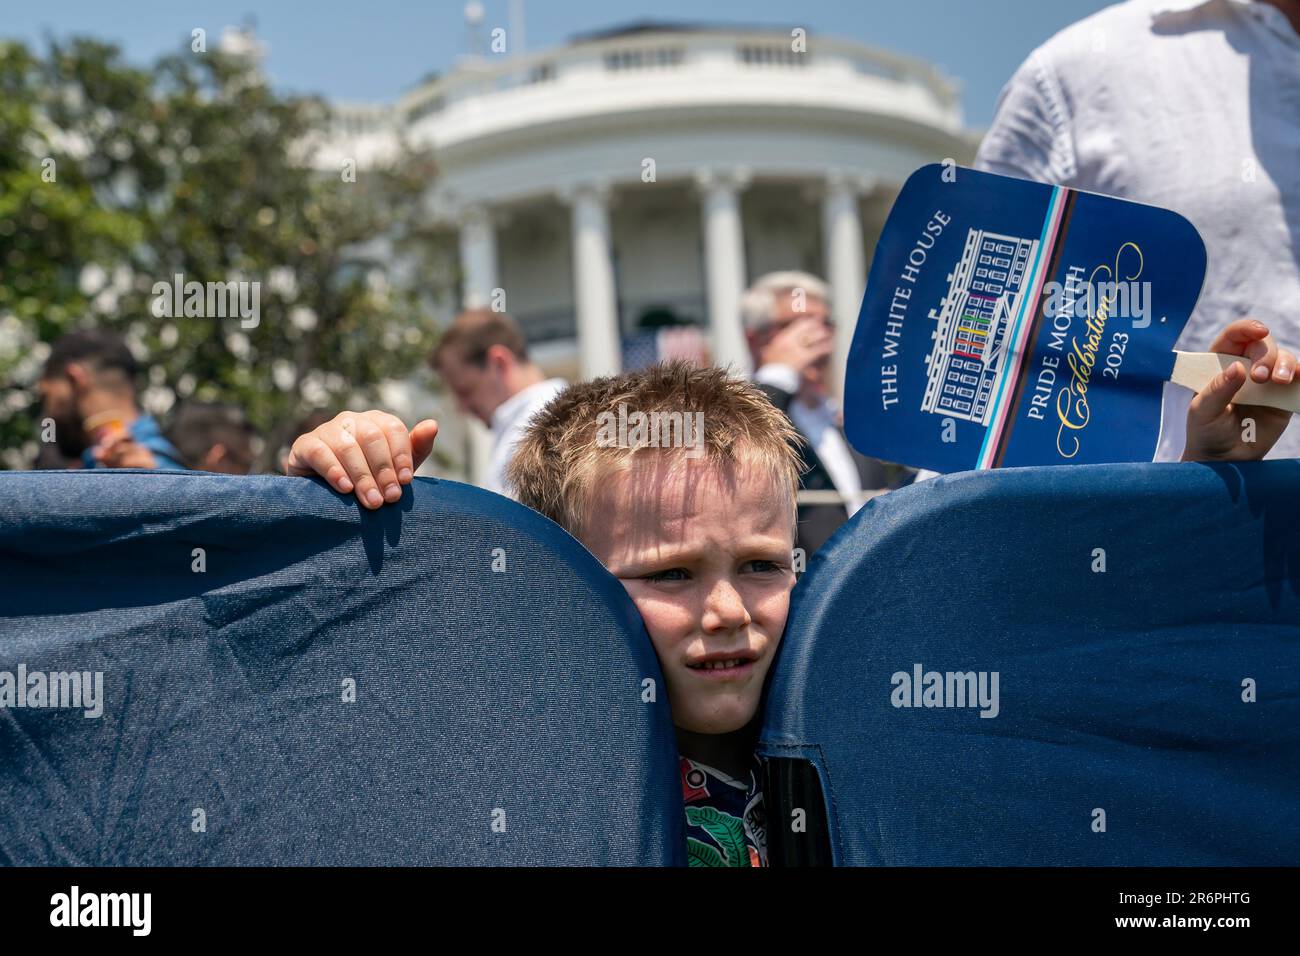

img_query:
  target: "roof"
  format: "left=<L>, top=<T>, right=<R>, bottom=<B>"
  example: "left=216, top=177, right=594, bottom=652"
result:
left=570, top=20, right=804, bottom=44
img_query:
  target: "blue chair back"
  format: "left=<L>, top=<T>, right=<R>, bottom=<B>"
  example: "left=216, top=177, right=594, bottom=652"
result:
left=0, top=471, right=684, bottom=865
left=761, top=462, right=1300, bottom=865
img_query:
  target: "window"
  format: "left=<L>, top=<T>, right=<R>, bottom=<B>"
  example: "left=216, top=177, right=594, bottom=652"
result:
left=525, top=62, right=556, bottom=84
left=739, top=45, right=810, bottom=67
left=605, top=47, right=684, bottom=70
left=405, top=96, right=444, bottom=122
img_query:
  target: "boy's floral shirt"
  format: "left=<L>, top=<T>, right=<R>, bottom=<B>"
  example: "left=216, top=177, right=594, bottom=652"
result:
left=680, top=755, right=767, bottom=867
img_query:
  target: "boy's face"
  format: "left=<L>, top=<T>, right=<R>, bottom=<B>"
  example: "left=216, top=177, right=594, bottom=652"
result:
left=581, top=455, right=796, bottom=735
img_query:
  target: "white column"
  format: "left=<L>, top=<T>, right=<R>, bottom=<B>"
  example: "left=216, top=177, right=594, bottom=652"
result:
left=822, top=175, right=870, bottom=397
left=458, top=204, right=498, bottom=310
left=568, top=183, right=621, bottom=379
left=697, top=168, right=752, bottom=378
left=455, top=203, right=498, bottom=485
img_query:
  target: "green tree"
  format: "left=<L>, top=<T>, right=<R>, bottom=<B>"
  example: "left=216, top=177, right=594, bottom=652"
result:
left=0, top=39, right=144, bottom=467
left=1, top=35, right=453, bottom=471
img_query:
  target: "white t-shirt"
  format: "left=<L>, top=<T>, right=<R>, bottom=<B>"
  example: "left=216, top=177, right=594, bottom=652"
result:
left=976, top=0, right=1300, bottom=460
left=486, top=378, right=568, bottom=496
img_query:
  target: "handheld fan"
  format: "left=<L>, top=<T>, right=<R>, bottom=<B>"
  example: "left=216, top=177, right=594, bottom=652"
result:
left=843, top=164, right=1298, bottom=472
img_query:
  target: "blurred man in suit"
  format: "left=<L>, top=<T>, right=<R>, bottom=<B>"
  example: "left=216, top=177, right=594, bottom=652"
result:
left=744, top=271, right=915, bottom=555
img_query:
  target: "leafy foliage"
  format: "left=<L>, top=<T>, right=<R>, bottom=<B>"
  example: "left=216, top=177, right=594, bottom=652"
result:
left=0, top=36, right=454, bottom=470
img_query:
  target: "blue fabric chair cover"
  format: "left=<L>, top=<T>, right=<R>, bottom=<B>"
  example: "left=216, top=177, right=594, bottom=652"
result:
left=0, top=471, right=684, bottom=866
left=761, top=461, right=1300, bottom=865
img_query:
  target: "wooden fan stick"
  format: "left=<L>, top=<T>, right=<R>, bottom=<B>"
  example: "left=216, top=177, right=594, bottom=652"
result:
left=1170, top=352, right=1300, bottom=413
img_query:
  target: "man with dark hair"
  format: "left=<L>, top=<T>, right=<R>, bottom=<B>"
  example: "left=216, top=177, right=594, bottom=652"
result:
left=428, top=309, right=566, bottom=496
left=36, top=328, right=184, bottom=470
left=163, top=401, right=259, bottom=474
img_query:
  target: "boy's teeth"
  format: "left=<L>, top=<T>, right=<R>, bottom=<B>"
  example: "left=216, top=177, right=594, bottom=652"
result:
left=697, top=658, right=744, bottom=670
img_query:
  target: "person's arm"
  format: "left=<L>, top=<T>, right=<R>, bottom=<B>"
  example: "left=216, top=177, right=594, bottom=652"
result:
left=285, top=410, right=439, bottom=509
left=1182, top=320, right=1297, bottom=462
left=975, top=48, right=1077, bottom=185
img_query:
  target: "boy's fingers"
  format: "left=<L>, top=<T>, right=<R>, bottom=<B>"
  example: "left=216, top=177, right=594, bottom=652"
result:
left=369, top=410, right=417, bottom=483
left=348, top=415, right=402, bottom=505
left=286, top=433, right=354, bottom=494
left=326, top=415, right=386, bottom=508
left=409, top=419, right=439, bottom=472
left=1189, top=361, right=1246, bottom=424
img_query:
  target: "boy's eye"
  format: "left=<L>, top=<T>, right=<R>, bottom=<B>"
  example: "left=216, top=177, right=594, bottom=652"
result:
left=745, top=559, right=785, bottom=574
left=644, top=568, right=690, bottom=583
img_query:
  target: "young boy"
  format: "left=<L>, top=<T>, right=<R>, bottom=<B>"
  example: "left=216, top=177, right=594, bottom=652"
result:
left=287, top=319, right=1296, bottom=867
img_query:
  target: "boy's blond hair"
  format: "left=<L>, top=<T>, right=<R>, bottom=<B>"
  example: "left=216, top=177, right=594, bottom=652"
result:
left=506, top=361, right=803, bottom=540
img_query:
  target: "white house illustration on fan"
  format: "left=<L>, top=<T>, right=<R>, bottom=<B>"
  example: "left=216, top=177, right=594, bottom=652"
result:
left=921, top=227, right=1039, bottom=425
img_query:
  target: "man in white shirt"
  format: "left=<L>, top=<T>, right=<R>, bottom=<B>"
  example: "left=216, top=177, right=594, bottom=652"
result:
left=977, top=0, right=1300, bottom=460
left=429, top=309, right=567, bottom=496
left=744, top=271, right=916, bottom=554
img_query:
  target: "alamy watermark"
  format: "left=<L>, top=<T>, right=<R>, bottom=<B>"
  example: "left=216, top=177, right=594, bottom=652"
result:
left=1044, top=266, right=1152, bottom=329
left=890, top=663, right=1000, bottom=718
left=50, top=886, right=150, bottom=936
left=150, top=272, right=260, bottom=328
left=0, top=665, right=103, bottom=718
left=596, top=403, right=706, bottom=458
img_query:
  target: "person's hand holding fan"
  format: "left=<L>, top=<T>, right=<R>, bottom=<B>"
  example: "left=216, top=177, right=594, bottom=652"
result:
left=843, top=165, right=1299, bottom=472
left=1179, top=319, right=1299, bottom=462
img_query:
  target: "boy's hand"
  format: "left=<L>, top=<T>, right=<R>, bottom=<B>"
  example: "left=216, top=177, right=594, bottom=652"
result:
left=1182, top=320, right=1296, bottom=462
left=286, top=410, right=439, bottom=509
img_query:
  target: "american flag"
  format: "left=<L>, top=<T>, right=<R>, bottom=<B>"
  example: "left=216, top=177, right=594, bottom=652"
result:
left=620, top=325, right=711, bottom=371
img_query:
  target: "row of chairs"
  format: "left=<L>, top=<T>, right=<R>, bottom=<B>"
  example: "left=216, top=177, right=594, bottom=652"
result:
left=1, top=462, right=1297, bottom=864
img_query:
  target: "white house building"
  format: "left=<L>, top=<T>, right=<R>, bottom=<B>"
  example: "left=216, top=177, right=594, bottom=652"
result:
left=320, top=21, right=977, bottom=482
left=921, top=228, right=1038, bottom=426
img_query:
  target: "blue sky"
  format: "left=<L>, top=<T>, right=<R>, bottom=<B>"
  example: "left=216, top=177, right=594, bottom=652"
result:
left=3, top=0, right=1118, bottom=127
